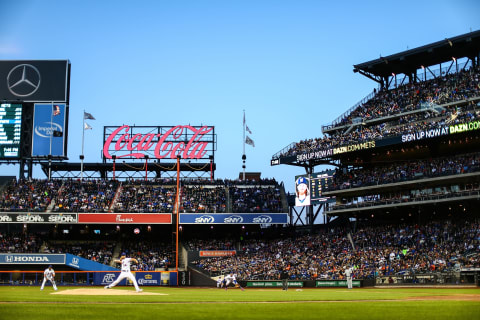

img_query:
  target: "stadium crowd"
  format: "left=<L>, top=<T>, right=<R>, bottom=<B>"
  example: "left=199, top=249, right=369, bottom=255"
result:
left=191, top=219, right=480, bottom=281
left=0, top=232, right=43, bottom=253
left=0, top=178, right=285, bottom=214
left=339, top=67, right=480, bottom=125
left=114, top=184, right=176, bottom=213
left=0, top=179, right=62, bottom=212
left=44, top=241, right=115, bottom=266
left=181, top=186, right=227, bottom=213
left=328, top=152, right=480, bottom=191
left=230, top=186, right=283, bottom=213
left=121, top=241, right=174, bottom=271
left=0, top=232, right=174, bottom=271
left=53, top=180, right=119, bottom=213
left=277, top=66, right=480, bottom=159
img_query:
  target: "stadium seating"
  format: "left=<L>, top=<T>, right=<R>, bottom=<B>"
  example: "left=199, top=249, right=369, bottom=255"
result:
left=191, top=219, right=480, bottom=280
left=0, top=178, right=286, bottom=214
left=276, top=66, right=480, bottom=159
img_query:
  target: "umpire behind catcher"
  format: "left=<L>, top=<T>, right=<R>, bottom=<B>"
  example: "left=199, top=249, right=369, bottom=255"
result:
left=280, top=268, right=289, bottom=291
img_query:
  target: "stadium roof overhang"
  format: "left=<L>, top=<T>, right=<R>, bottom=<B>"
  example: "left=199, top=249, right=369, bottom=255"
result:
left=353, top=30, right=480, bottom=85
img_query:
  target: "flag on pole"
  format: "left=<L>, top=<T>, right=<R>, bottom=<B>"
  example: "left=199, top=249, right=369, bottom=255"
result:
left=84, top=122, right=92, bottom=130
left=84, top=111, right=95, bottom=120
left=53, top=105, right=60, bottom=116
left=246, top=125, right=252, bottom=134
left=245, top=136, right=255, bottom=147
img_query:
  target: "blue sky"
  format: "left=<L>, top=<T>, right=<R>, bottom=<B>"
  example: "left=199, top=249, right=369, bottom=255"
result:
left=0, top=0, right=479, bottom=192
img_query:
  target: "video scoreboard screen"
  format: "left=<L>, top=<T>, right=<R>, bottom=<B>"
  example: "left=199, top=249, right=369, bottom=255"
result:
left=310, top=170, right=335, bottom=203
left=0, top=103, right=22, bottom=159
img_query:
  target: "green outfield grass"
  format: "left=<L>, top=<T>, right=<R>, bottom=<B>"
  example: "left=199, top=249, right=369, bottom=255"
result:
left=0, top=286, right=479, bottom=320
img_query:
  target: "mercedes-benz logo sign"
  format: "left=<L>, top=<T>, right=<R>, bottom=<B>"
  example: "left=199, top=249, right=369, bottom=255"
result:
left=7, top=64, right=41, bottom=97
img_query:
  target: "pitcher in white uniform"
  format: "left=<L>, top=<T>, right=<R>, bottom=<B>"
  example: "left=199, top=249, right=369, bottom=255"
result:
left=104, top=253, right=142, bottom=292
left=40, top=265, right=58, bottom=291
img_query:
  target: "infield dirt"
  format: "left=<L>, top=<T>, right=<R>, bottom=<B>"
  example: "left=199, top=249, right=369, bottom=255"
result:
left=52, top=288, right=166, bottom=296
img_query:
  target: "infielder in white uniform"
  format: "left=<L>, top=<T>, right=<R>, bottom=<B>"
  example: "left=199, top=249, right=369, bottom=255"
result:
left=345, top=266, right=353, bottom=289
left=104, top=253, right=142, bottom=292
left=40, top=265, right=58, bottom=291
left=224, top=273, right=244, bottom=291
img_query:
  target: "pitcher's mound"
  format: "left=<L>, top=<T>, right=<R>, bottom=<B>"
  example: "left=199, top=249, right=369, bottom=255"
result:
left=52, top=288, right=166, bottom=296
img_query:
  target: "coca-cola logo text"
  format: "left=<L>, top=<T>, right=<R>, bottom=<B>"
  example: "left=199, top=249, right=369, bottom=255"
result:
left=103, top=125, right=213, bottom=159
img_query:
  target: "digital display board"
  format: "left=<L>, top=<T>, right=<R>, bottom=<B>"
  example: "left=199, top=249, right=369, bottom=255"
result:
left=0, top=103, right=22, bottom=158
left=294, top=175, right=311, bottom=206
left=310, top=170, right=334, bottom=201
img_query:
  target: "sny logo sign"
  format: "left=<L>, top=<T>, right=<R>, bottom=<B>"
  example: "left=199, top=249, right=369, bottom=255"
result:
left=223, top=215, right=243, bottom=223
left=252, top=215, right=273, bottom=224
left=194, top=215, right=215, bottom=223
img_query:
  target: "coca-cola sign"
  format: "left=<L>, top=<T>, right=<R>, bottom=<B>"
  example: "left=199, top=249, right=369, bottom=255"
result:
left=103, top=125, right=215, bottom=160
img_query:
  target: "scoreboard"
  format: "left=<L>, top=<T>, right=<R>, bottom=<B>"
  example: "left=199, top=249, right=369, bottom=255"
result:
left=310, top=170, right=335, bottom=203
left=0, top=103, right=22, bottom=159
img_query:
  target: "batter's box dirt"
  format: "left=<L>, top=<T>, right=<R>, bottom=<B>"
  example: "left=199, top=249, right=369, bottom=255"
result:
left=52, top=288, right=166, bottom=296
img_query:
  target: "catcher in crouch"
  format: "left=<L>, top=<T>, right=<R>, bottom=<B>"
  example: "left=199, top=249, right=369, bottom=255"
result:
left=104, top=253, right=143, bottom=292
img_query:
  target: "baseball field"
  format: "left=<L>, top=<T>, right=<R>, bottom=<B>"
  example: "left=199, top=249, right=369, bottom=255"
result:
left=0, top=286, right=479, bottom=320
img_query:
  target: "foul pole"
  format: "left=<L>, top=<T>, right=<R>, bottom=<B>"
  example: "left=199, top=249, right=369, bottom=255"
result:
left=175, top=155, right=181, bottom=285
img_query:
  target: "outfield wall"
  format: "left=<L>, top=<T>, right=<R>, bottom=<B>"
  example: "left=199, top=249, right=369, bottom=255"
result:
left=0, top=271, right=181, bottom=286
left=242, top=280, right=364, bottom=288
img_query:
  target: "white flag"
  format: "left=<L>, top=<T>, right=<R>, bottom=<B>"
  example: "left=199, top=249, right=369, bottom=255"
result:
left=245, top=136, right=255, bottom=147
left=84, top=122, right=92, bottom=130
left=246, top=125, right=252, bottom=134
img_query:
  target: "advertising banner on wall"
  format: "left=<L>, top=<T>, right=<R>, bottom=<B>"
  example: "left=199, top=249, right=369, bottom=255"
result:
left=246, top=281, right=304, bottom=288
left=179, top=213, right=287, bottom=224
left=136, top=272, right=161, bottom=286
left=0, top=213, right=77, bottom=224
left=0, top=60, right=70, bottom=102
left=199, top=250, right=236, bottom=257
left=0, top=253, right=66, bottom=264
left=316, top=280, right=361, bottom=287
left=32, top=103, right=67, bottom=157
left=95, top=271, right=124, bottom=286
left=78, top=213, right=172, bottom=224
left=178, top=271, right=190, bottom=286
left=65, top=254, right=117, bottom=271
left=274, top=119, right=480, bottom=165
left=103, top=125, right=216, bottom=161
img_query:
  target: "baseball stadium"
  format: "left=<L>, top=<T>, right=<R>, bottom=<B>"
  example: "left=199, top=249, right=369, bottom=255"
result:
left=0, top=25, right=480, bottom=320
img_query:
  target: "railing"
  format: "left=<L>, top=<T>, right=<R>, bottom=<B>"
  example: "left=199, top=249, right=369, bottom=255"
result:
left=323, top=59, right=475, bottom=132
left=322, top=90, right=377, bottom=132
left=271, top=142, right=297, bottom=160
left=329, top=190, right=480, bottom=211
left=325, top=167, right=480, bottom=193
